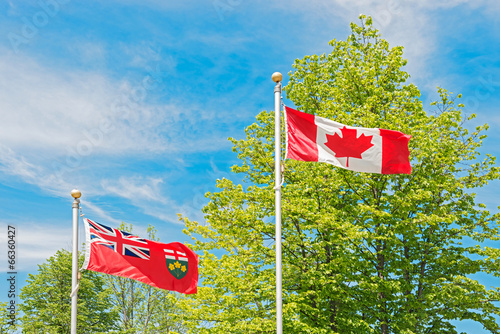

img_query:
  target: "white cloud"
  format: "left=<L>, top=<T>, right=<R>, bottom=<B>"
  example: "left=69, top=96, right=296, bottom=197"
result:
left=98, top=176, right=193, bottom=224
left=0, top=49, right=232, bottom=158
left=0, top=221, right=73, bottom=270
left=268, top=0, right=500, bottom=86
left=81, top=201, right=123, bottom=226
left=102, top=176, right=166, bottom=203
left=0, top=145, right=200, bottom=224
left=0, top=46, right=236, bottom=223
left=0, top=145, right=39, bottom=180
left=68, top=41, right=108, bottom=67
left=0, top=50, right=152, bottom=152
left=0, top=143, right=76, bottom=196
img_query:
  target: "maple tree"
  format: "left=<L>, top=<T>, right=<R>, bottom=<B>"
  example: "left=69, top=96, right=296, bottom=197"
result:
left=325, top=126, right=374, bottom=167
left=178, top=16, right=500, bottom=334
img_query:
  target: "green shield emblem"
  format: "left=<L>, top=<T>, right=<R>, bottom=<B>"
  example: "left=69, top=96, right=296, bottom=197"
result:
left=166, top=258, right=188, bottom=279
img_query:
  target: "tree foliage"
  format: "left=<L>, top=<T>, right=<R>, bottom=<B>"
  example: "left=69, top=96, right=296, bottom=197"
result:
left=19, top=249, right=118, bottom=333
left=180, top=16, right=500, bottom=334
left=0, top=302, right=16, bottom=334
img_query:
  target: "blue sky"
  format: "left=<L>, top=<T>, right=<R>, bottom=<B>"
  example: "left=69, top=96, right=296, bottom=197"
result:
left=0, top=0, right=500, bottom=332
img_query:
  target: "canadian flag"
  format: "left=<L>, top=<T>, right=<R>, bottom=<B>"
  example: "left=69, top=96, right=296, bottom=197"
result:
left=285, top=106, right=411, bottom=174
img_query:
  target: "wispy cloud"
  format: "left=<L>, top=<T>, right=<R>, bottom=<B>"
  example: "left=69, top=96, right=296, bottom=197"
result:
left=102, top=176, right=166, bottom=203
left=0, top=48, right=235, bottom=156
left=0, top=143, right=218, bottom=225
left=267, top=0, right=500, bottom=87
left=98, top=175, right=205, bottom=224
left=0, top=220, right=72, bottom=270
left=0, top=145, right=39, bottom=181
left=0, top=43, right=240, bottom=224
left=0, top=50, right=161, bottom=154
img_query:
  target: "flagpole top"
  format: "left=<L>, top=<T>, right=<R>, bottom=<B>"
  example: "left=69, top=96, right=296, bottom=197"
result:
left=272, top=72, right=283, bottom=83
left=71, top=189, right=81, bottom=199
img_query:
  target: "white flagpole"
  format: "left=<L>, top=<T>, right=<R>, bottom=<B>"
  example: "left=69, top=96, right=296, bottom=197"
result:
left=272, top=72, right=283, bottom=334
left=70, top=189, right=81, bottom=334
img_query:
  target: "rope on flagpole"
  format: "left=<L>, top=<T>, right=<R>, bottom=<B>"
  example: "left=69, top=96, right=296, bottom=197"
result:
left=78, top=205, right=88, bottom=273
left=276, top=96, right=286, bottom=190
left=70, top=283, right=79, bottom=298
left=274, top=163, right=285, bottom=190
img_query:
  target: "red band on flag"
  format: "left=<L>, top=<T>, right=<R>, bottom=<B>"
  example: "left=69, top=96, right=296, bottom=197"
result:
left=285, top=106, right=318, bottom=161
left=380, top=129, right=412, bottom=174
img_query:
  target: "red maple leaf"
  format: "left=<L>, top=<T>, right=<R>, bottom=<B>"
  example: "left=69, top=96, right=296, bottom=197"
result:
left=324, top=126, right=374, bottom=167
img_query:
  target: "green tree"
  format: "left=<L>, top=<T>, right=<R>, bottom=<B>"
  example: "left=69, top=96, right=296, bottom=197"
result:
left=19, top=249, right=118, bottom=333
left=179, top=16, right=500, bottom=334
left=106, top=223, right=187, bottom=334
left=0, top=302, right=17, bottom=333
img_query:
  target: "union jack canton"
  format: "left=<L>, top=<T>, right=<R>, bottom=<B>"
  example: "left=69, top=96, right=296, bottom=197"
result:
left=87, top=219, right=150, bottom=260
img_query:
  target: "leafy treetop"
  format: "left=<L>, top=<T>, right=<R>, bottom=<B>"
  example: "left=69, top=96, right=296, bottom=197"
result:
left=179, top=15, right=500, bottom=334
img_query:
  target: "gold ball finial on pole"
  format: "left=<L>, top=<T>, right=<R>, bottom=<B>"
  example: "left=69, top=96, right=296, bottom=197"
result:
left=272, top=72, right=283, bottom=83
left=71, top=189, right=81, bottom=199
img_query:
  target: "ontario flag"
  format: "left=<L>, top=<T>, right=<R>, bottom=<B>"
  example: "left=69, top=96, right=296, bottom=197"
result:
left=285, top=106, right=411, bottom=174
left=82, top=218, right=198, bottom=294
